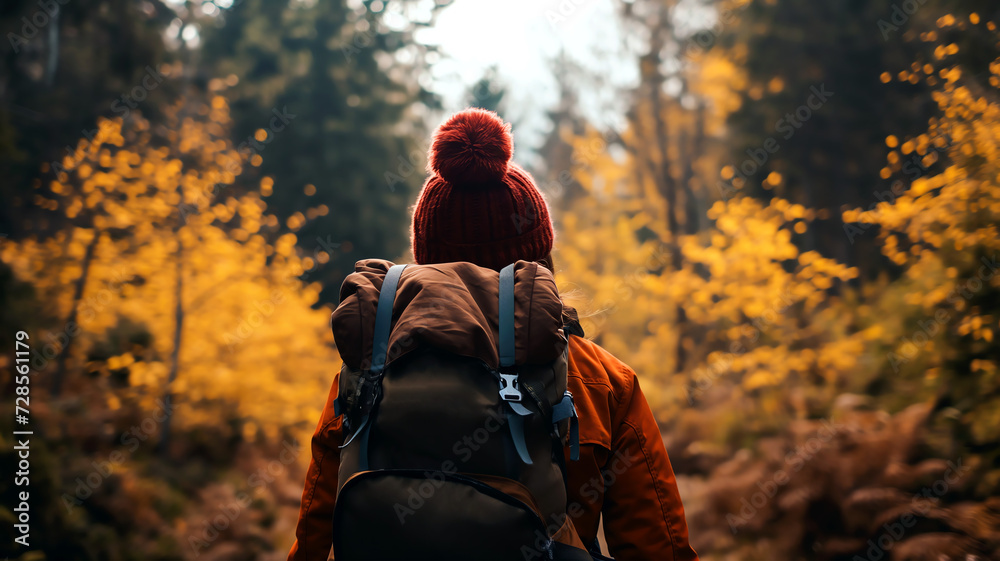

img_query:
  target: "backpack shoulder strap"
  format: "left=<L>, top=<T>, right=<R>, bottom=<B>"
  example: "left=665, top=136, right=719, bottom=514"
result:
left=338, top=263, right=406, bottom=464
left=498, top=263, right=535, bottom=465
left=498, top=263, right=516, bottom=369
left=371, top=263, right=407, bottom=375
left=501, top=263, right=581, bottom=463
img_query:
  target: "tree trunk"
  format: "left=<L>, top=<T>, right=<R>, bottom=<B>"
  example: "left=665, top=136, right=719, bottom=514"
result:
left=52, top=230, right=99, bottom=396
left=159, top=190, right=186, bottom=457
left=44, top=4, right=59, bottom=86
left=644, top=19, right=688, bottom=373
left=681, top=103, right=706, bottom=236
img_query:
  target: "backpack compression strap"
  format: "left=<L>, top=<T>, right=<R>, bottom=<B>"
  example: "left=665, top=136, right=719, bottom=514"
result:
left=338, top=263, right=407, bottom=468
left=499, top=263, right=534, bottom=465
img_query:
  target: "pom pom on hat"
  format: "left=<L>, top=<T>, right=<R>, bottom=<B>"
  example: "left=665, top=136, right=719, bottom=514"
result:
left=412, top=108, right=554, bottom=271
left=429, top=108, right=513, bottom=186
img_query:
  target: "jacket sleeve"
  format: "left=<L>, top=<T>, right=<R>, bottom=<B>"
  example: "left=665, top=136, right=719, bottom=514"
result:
left=602, top=368, right=699, bottom=561
left=288, top=370, right=344, bottom=561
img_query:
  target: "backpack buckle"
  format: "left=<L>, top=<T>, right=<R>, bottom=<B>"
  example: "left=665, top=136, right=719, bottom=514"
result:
left=498, top=372, right=522, bottom=402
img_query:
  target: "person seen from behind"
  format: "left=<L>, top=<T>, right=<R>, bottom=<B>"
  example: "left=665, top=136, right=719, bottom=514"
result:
left=289, top=108, right=699, bottom=561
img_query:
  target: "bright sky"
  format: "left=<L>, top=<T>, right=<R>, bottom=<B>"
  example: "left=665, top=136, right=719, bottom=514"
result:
left=416, top=0, right=639, bottom=158
left=168, top=0, right=642, bottom=158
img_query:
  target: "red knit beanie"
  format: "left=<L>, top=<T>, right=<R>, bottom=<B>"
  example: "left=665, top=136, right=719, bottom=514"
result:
left=411, top=108, right=554, bottom=271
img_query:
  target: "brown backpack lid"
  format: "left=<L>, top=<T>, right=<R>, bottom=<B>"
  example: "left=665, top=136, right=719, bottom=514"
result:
left=331, top=259, right=567, bottom=371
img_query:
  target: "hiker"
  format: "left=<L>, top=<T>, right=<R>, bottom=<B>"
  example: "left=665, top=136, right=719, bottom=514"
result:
left=289, top=108, right=698, bottom=561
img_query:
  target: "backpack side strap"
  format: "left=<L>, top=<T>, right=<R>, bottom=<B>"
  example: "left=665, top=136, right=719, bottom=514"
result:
left=552, top=391, right=580, bottom=461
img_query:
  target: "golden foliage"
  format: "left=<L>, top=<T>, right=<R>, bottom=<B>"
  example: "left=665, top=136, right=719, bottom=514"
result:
left=2, top=98, right=336, bottom=443
left=555, top=129, right=860, bottom=425
left=552, top=18, right=1000, bottom=559
left=845, top=23, right=1000, bottom=450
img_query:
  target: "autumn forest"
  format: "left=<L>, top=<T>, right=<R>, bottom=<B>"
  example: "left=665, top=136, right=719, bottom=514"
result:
left=1, top=0, right=1000, bottom=560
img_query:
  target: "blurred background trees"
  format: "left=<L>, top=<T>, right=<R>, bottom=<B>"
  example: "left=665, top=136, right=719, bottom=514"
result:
left=196, top=0, right=448, bottom=300
left=1, top=0, right=999, bottom=559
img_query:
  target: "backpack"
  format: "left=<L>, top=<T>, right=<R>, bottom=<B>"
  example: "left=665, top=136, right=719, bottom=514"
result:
left=329, top=260, right=591, bottom=560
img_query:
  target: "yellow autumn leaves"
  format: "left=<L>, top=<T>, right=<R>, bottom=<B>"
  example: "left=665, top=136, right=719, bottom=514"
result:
left=2, top=97, right=336, bottom=444
left=554, top=16, right=1000, bottom=432
left=555, top=123, right=863, bottom=420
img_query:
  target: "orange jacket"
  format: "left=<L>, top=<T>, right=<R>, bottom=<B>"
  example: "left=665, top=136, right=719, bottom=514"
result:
left=289, top=331, right=697, bottom=560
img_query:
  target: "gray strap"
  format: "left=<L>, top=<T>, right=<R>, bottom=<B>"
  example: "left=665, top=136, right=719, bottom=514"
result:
left=341, top=264, right=405, bottom=465
left=552, top=392, right=580, bottom=461
left=358, top=414, right=374, bottom=470
left=498, top=263, right=532, bottom=464
left=370, top=264, right=406, bottom=375
left=507, top=410, right=532, bottom=466
left=339, top=408, right=371, bottom=449
left=499, top=263, right=515, bottom=368
left=551, top=392, right=576, bottom=423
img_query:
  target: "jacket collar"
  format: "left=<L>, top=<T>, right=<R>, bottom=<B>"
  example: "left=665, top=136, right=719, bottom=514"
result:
left=562, top=306, right=585, bottom=338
